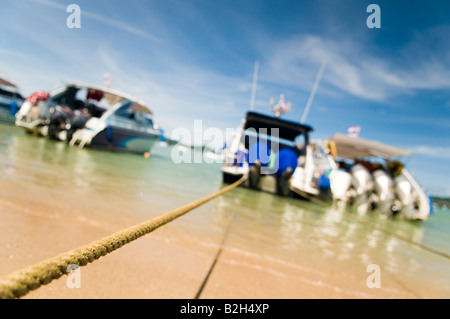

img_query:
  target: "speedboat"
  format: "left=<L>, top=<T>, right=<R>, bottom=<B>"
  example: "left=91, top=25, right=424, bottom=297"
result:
left=16, top=81, right=112, bottom=138
left=325, top=133, right=432, bottom=221
left=222, top=111, right=431, bottom=221
left=222, top=111, right=333, bottom=198
left=16, top=81, right=160, bottom=154
left=0, top=74, right=24, bottom=124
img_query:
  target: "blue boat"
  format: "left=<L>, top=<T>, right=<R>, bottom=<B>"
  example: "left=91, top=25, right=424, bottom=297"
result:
left=0, top=75, right=24, bottom=124
left=222, top=110, right=318, bottom=197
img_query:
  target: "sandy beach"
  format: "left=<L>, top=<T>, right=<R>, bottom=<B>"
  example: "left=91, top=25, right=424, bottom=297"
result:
left=0, top=180, right=443, bottom=299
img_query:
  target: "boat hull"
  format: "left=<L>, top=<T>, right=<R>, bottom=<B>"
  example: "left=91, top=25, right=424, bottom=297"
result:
left=0, top=99, right=22, bottom=124
left=0, top=106, right=16, bottom=124
left=90, top=125, right=160, bottom=154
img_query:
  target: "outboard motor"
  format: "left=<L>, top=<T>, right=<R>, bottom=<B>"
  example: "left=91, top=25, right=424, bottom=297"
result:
left=329, top=169, right=352, bottom=201
left=350, top=164, right=373, bottom=195
left=275, top=148, right=298, bottom=196
left=249, top=159, right=262, bottom=189
left=47, top=105, right=72, bottom=140
left=349, top=163, right=373, bottom=210
left=395, top=174, right=413, bottom=206
left=372, top=169, right=395, bottom=214
left=67, top=109, right=90, bottom=142
left=394, top=174, right=417, bottom=218
left=247, top=142, right=271, bottom=190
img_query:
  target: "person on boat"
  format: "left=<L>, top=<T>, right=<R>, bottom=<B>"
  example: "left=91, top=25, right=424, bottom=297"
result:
left=234, top=147, right=247, bottom=167
left=247, top=142, right=270, bottom=189
left=337, top=161, right=348, bottom=171
left=22, top=91, right=50, bottom=119
left=26, top=91, right=50, bottom=105
left=354, top=159, right=378, bottom=173
left=249, top=159, right=262, bottom=189
left=87, top=89, right=103, bottom=102
left=275, top=148, right=298, bottom=196
left=9, top=94, right=17, bottom=116
left=386, top=159, right=404, bottom=177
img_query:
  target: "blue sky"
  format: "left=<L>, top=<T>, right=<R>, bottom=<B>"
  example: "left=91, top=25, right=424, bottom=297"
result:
left=0, top=0, right=449, bottom=196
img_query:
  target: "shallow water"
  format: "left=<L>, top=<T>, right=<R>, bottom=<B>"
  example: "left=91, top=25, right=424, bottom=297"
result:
left=1, top=123, right=449, bottom=298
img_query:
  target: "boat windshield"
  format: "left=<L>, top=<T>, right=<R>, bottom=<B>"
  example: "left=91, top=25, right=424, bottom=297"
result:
left=0, top=85, right=24, bottom=100
left=113, top=100, right=154, bottom=127
left=244, top=128, right=298, bottom=148
left=49, top=86, right=105, bottom=107
left=244, top=111, right=313, bottom=142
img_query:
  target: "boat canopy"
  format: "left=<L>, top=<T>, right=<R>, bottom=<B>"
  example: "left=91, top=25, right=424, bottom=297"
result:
left=63, top=81, right=153, bottom=115
left=0, top=74, right=18, bottom=88
left=0, top=75, right=24, bottom=100
left=330, top=133, right=412, bottom=159
left=244, top=111, right=313, bottom=142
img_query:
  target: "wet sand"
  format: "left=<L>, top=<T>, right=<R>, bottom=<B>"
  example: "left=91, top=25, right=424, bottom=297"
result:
left=0, top=180, right=441, bottom=299
left=1, top=125, right=447, bottom=299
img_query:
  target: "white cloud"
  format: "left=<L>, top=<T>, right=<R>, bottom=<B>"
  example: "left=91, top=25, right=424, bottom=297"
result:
left=81, top=9, right=160, bottom=42
left=258, top=34, right=450, bottom=102
left=98, top=49, right=122, bottom=74
left=32, top=0, right=159, bottom=42
left=410, top=146, right=450, bottom=160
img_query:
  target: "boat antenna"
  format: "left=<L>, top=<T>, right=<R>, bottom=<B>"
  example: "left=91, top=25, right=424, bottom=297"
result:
left=301, top=60, right=327, bottom=123
left=249, top=60, right=259, bottom=111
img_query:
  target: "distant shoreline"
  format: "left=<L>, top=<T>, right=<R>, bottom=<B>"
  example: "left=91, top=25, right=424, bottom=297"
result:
left=432, top=197, right=450, bottom=210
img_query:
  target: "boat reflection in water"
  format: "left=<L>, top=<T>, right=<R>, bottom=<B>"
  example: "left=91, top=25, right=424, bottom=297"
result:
left=209, top=185, right=429, bottom=296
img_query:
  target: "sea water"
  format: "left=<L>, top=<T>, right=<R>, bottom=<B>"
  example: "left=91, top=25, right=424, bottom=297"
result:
left=0, top=123, right=449, bottom=298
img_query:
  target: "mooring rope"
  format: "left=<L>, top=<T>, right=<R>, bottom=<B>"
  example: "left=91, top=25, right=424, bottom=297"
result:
left=291, top=188, right=450, bottom=260
left=0, top=175, right=248, bottom=299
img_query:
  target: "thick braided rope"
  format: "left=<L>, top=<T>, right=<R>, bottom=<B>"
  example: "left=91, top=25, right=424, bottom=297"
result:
left=0, top=175, right=247, bottom=299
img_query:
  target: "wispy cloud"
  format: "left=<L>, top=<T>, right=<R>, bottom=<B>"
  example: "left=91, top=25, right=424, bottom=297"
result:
left=98, top=48, right=122, bottom=74
left=81, top=9, right=160, bottom=42
left=31, top=0, right=65, bottom=10
left=107, top=61, right=254, bottom=129
left=258, top=34, right=450, bottom=102
left=32, top=0, right=159, bottom=42
left=411, top=146, right=450, bottom=160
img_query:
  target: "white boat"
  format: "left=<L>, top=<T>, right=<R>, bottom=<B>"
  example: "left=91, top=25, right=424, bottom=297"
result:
left=325, top=133, right=432, bottom=221
left=0, top=74, right=24, bottom=124
left=222, top=112, right=431, bottom=221
left=16, top=81, right=160, bottom=154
